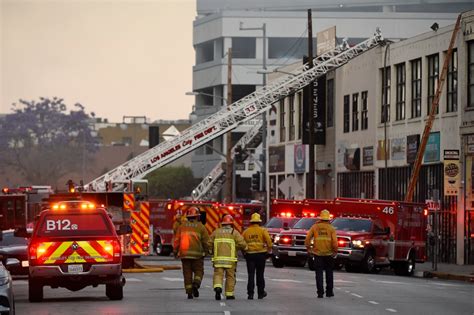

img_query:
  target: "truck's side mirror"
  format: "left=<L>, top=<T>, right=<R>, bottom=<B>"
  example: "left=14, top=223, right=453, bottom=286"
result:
left=384, top=227, right=390, bottom=235
left=117, top=224, right=132, bottom=235
left=14, top=227, right=32, bottom=238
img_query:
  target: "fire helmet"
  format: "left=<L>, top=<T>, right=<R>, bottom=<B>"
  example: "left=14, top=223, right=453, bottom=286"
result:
left=319, top=209, right=331, bottom=221
left=250, top=213, right=262, bottom=223
left=221, top=214, right=233, bottom=225
left=186, top=207, right=200, bottom=218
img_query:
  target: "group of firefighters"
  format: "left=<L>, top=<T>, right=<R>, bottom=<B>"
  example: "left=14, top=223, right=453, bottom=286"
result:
left=172, top=207, right=338, bottom=300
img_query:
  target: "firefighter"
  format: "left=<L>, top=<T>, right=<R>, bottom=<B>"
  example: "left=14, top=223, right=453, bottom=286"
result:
left=209, top=214, right=248, bottom=300
left=242, top=212, right=272, bottom=300
left=173, top=207, right=209, bottom=299
left=304, top=209, right=338, bottom=298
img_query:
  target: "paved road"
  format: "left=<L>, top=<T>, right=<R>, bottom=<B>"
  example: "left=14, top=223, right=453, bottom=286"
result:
left=13, top=259, right=474, bottom=315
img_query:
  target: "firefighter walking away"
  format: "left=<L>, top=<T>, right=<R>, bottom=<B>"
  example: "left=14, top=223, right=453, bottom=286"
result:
left=209, top=214, right=248, bottom=300
left=305, top=209, right=338, bottom=298
left=242, top=213, right=272, bottom=300
left=173, top=207, right=210, bottom=299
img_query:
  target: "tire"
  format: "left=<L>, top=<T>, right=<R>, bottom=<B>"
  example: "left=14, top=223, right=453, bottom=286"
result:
left=106, top=278, right=124, bottom=300
left=362, top=252, right=376, bottom=273
left=154, top=239, right=162, bottom=255
left=28, top=279, right=43, bottom=303
left=272, top=256, right=284, bottom=268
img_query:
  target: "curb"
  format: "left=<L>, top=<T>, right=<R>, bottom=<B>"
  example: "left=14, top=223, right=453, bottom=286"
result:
left=123, top=267, right=164, bottom=273
left=135, top=260, right=182, bottom=271
left=419, top=271, right=474, bottom=283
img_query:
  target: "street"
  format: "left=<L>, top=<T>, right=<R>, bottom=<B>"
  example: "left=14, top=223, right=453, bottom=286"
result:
left=13, top=258, right=474, bottom=315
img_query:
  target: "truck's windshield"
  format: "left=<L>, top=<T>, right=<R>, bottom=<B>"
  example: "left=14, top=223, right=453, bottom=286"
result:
left=332, top=218, right=372, bottom=232
left=265, top=217, right=299, bottom=228
left=292, top=218, right=317, bottom=230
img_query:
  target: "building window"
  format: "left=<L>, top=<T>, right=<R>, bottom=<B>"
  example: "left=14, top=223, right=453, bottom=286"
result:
left=395, top=63, right=406, bottom=120
left=361, top=91, right=368, bottom=130
left=289, top=94, right=295, bottom=141
left=352, top=93, right=359, bottom=131
left=468, top=41, right=474, bottom=108
left=381, top=67, right=391, bottom=123
left=195, top=40, right=214, bottom=64
left=411, top=58, right=422, bottom=118
left=343, top=95, right=350, bottom=133
left=232, top=37, right=256, bottom=59
left=427, top=54, right=439, bottom=114
left=297, top=92, right=302, bottom=140
left=447, top=50, right=457, bottom=112
left=327, top=79, right=334, bottom=127
left=279, top=99, right=286, bottom=142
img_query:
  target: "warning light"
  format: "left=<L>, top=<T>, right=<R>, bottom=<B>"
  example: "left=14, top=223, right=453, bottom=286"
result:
left=1, top=187, right=8, bottom=194
left=424, top=209, right=428, bottom=216
left=310, top=213, right=316, bottom=217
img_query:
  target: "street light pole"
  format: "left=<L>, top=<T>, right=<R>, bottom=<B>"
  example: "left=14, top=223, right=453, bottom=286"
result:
left=240, top=22, right=267, bottom=206
left=225, top=48, right=233, bottom=203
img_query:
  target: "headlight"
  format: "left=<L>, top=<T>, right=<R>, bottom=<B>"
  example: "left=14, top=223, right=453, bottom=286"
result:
left=274, top=235, right=280, bottom=243
left=0, top=277, right=10, bottom=286
left=351, top=240, right=364, bottom=248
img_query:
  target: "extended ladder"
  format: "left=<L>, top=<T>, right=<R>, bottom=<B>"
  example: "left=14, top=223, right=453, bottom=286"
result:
left=87, top=29, right=384, bottom=191
left=191, top=120, right=263, bottom=200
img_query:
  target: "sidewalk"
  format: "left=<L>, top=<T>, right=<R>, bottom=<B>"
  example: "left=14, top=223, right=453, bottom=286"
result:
left=415, top=262, right=474, bottom=283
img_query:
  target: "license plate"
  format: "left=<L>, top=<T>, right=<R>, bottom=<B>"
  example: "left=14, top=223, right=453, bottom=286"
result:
left=288, top=251, right=297, bottom=257
left=67, top=264, right=83, bottom=273
left=21, top=260, right=29, bottom=267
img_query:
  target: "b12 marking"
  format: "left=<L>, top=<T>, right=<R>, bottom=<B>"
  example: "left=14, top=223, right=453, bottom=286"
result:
left=46, top=219, right=73, bottom=231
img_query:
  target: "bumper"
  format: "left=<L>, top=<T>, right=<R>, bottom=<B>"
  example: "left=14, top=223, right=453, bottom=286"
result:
left=273, top=246, right=308, bottom=261
left=336, top=248, right=365, bottom=264
left=30, top=263, right=121, bottom=279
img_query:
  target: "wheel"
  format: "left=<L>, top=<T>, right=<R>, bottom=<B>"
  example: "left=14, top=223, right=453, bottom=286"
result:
left=28, top=279, right=43, bottom=302
left=106, top=278, right=124, bottom=300
left=308, top=257, right=315, bottom=271
left=297, top=259, right=306, bottom=268
left=405, top=255, right=416, bottom=276
left=362, top=252, right=376, bottom=273
left=154, top=239, right=162, bottom=255
left=272, top=256, right=284, bottom=268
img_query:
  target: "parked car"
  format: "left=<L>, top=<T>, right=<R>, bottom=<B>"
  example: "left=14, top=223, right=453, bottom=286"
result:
left=0, top=230, right=29, bottom=276
left=0, top=258, right=17, bottom=314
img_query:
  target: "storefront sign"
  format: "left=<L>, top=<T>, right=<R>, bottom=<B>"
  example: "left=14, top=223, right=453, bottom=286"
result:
left=294, top=144, right=306, bottom=174
left=302, top=60, right=326, bottom=145
left=362, top=146, right=374, bottom=166
left=377, top=139, right=390, bottom=160
left=423, top=132, right=440, bottom=163
left=269, top=145, right=285, bottom=173
left=391, top=137, right=406, bottom=161
left=444, top=149, right=460, bottom=196
left=406, top=134, right=420, bottom=164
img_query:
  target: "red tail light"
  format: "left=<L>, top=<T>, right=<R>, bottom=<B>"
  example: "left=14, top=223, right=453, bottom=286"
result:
left=29, top=242, right=48, bottom=266
left=423, top=209, right=428, bottom=216
left=113, top=239, right=122, bottom=263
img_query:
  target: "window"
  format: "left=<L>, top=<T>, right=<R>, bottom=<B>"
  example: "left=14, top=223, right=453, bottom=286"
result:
left=279, top=99, right=286, bottom=142
left=447, top=50, right=457, bottom=112
left=468, top=41, right=474, bottom=108
left=411, top=59, right=422, bottom=117
left=381, top=67, right=391, bottom=123
left=395, top=63, right=406, bottom=120
left=195, top=40, right=214, bottom=64
left=343, top=95, right=350, bottom=133
left=361, top=91, right=368, bottom=130
left=352, top=93, right=359, bottom=131
left=427, top=54, right=439, bottom=114
left=268, top=37, right=312, bottom=59
left=288, top=94, right=295, bottom=141
left=232, top=37, right=256, bottom=59
left=327, top=79, right=334, bottom=127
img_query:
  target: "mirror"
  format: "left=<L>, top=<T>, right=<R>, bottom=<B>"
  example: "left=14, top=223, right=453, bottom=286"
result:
left=117, top=224, right=132, bottom=235
left=14, top=227, right=32, bottom=238
left=6, top=258, right=20, bottom=268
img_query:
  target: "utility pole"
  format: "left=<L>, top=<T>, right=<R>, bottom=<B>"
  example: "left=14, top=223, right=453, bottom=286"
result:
left=306, top=9, right=315, bottom=199
left=225, top=48, right=233, bottom=203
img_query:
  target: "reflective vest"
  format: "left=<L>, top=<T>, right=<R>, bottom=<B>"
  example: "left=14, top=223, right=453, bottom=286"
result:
left=173, top=220, right=209, bottom=259
left=209, top=225, right=248, bottom=268
left=304, top=221, right=338, bottom=256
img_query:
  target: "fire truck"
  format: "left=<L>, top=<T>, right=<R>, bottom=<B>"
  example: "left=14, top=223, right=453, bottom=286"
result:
left=332, top=198, right=427, bottom=276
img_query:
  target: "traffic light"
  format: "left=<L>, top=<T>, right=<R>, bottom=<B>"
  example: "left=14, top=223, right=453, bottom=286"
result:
left=251, top=172, right=261, bottom=191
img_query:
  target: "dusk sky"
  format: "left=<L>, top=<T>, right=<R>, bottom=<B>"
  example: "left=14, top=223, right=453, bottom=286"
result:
left=0, top=0, right=196, bottom=123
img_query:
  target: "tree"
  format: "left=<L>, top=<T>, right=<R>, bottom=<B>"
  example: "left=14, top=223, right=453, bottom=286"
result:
left=146, top=166, right=197, bottom=199
left=0, top=97, right=98, bottom=186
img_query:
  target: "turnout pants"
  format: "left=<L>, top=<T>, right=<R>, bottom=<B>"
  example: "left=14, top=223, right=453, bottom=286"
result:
left=245, top=252, right=267, bottom=296
left=213, top=263, right=236, bottom=297
left=181, top=258, right=204, bottom=294
left=314, top=255, right=334, bottom=296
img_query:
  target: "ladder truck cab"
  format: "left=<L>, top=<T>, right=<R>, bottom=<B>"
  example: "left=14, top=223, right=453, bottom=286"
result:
left=271, top=199, right=334, bottom=269
left=332, top=198, right=427, bottom=276
left=220, top=202, right=265, bottom=230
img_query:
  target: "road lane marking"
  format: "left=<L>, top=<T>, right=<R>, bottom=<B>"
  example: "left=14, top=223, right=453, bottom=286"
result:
left=224, top=311, right=231, bottom=315
left=345, top=290, right=350, bottom=293
left=13, top=280, right=28, bottom=285
left=220, top=302, right=226, bottom=307
left=368, top=301, right=379, bottom=305
left=269, top=278, right=302, bottom=283
left=351, top=293, right=363, bottom=298
left=386, top=309, right=397, bottom=313
left=369, top=280, right=404, bottom=285
left=126, top=278, right=142, bottom=282
left=334, top=279, right=354, bottom=283
left=335, top=288, right=341, bottom=290
left=162, top=277, right=183, bottom=282
left=431, top=282, right=459, bottom=287
left=236, top=278, right=246, bottom=282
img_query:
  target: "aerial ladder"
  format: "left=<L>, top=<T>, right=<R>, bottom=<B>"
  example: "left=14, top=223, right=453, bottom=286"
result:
left=405, top=15, right=461, bottom=202
left=87, top=29, right=384, bottom=192
left=191, top=119, right=263, bottom=200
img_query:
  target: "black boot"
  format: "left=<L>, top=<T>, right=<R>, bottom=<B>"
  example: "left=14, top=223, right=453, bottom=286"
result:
left=257, top=291, right=267, bottom=299
left=192, top=284, right=200, bottom=298
left=214, top=287, right=222, bottom=300
left=187, top=293, right=193, bottom=299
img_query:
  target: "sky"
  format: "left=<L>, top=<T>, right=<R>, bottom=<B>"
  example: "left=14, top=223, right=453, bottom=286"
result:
left=0, top=0, right=196, bottom=123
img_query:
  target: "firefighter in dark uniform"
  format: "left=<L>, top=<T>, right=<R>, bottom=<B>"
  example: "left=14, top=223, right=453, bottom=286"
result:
left=242, top=213, right=272, bottom=300
left=305, top=209, right=338, bottom=298
left=173, top=207, right=209, bottom=299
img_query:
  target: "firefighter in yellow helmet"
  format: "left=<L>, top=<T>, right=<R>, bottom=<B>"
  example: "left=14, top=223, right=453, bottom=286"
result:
left=305, top=209, right=338, bottom=298
left=242, top=212, right=272, bottom=300
left=209, top=214, right=248, bottom=300
left=173, top=207, right=209, bottom=299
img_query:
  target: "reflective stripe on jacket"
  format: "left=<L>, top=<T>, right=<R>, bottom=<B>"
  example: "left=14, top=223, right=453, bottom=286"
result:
left=242, top=224, right=272, bottom=254
left=173, top=221, right=209, bottom=259
left=209, top=225, right=248, bottom=268
left=304, top=221, right=338, bottom=256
